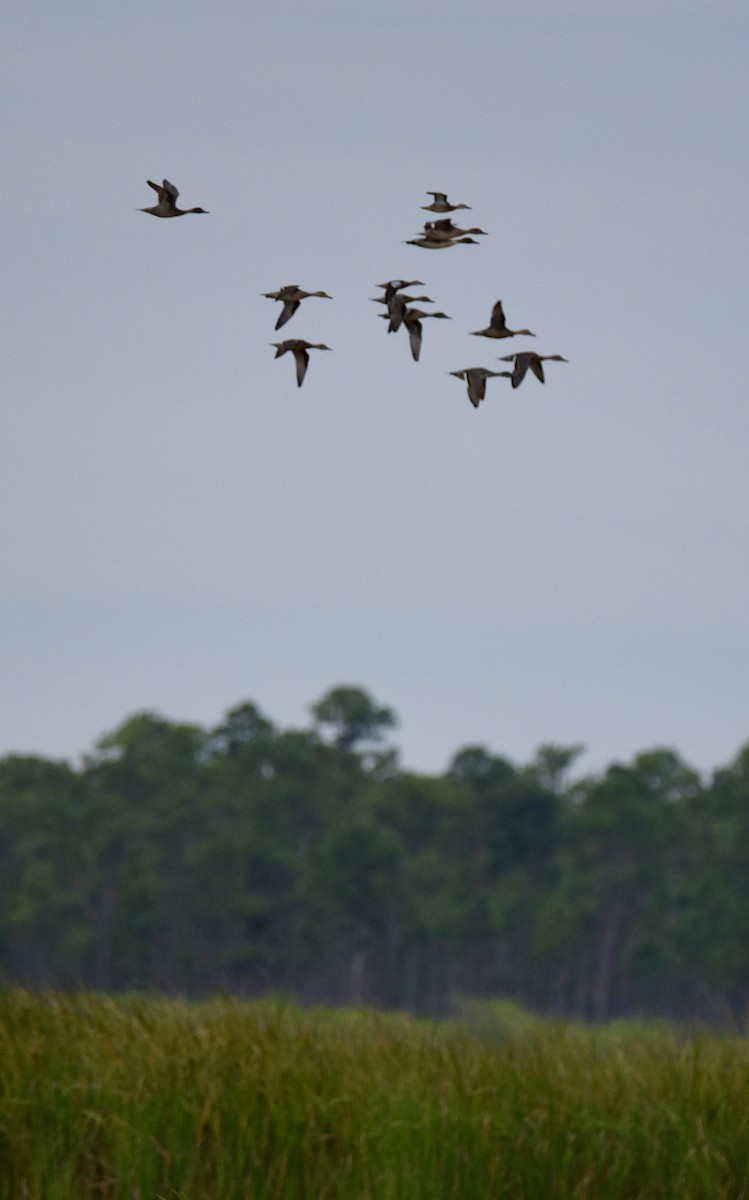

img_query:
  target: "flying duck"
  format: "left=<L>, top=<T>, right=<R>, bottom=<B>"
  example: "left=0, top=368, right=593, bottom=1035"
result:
left=380, top=307, right=451, bottom=361
left=449, top=368, right=512, bottom=409
left=270, top=340, right=332, bottom=387
left=421, top=219, right=487, bottom=240
left=405, top=236, right=479, bottom=250
left=263, top=286, right=333, bottom=331
left=498, top=352, right=569, bottom=388
left=421, top=192, right=471, bottom=213
left=471, top=300, right=536, bottom=340
left=139, top=179, right=208, bottom=217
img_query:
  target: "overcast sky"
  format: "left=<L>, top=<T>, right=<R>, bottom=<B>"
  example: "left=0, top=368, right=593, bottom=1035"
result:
left=2, top=0, right=748, bottom=778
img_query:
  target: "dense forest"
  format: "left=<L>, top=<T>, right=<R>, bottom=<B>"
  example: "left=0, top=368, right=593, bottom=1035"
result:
left=2, top=685, right=749, bottom=1023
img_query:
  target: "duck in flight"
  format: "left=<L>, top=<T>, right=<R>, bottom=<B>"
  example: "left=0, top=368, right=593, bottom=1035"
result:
left=449, top=368, right=512, bottom=409
left=371, top=292, right=434, bottom=332
left=376, top=280, right=426, bottom=303
left=263, top=285, right=333, bottom=331
left=471, top=300, right=535, bottom=340
left=421, top=192, right=471, bottom=213
left=421, top=219, right=487, bottom=241
left=380, top=307, right=451, bottom=361
left=405, top=236, right=479, bottom=250
left=498, top=352, right=569, bottom=388
left=139, top=179, right=208, bottom=217
left=270, top=340, right=331, bottom=387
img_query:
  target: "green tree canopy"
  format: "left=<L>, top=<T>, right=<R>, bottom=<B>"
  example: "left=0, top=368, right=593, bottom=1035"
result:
left=310, top=686, right=397, bottom=752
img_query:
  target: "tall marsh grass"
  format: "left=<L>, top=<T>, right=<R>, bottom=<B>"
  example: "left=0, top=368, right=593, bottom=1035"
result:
left=2, top=989, right=749, bottom=1198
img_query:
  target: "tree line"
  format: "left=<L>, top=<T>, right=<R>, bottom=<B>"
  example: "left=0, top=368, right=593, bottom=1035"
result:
left=2, top=685, right=748, bottom=1023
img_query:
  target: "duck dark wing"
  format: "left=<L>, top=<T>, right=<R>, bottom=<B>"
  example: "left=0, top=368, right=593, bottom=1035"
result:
left=529, top=357, right=546, bottom=383
left=387, top=294, right=408, bottom=332
left=511, top=356, right=530, bottom=388
left=490, top=301, right=507, bottom=332
left=407, top=320, right=423, bottom=362
left=146, top=179, right=178, bottom=209
left=468, top=372, right=487, bottom=407
left=276, top=300, right=300, bottom=330
left=295, top=348, right=310, bottom=387
left=146, top=180, right=171, bottom=204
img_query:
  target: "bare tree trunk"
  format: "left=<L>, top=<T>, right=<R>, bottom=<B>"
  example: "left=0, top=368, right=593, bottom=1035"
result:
left=92, top=879, right=117, bottom=989
left=592, top=893, right=628, bottom=1020
left=349, top=950, right=365, bottom=1003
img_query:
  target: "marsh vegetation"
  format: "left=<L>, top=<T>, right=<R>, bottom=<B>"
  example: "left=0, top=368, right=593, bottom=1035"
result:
left=3, top=990, right=749, bottom=1199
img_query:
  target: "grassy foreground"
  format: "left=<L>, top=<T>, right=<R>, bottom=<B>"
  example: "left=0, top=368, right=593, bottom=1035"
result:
left=2, top=991, right=749, bottom=1198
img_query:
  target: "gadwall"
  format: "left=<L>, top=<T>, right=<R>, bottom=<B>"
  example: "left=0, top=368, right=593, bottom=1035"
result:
left=471, top=300, right=536, bottom=340
left=405, top=236, right=479, bottom=250
left=263, top=285, right=333, bottom=331
left=139, top=179, right=208, bottom=217
left=499, top=352, right=569, bottom=388
left=380, top=307, right=451, bottom=362
left=271, top=340, right=331, bottom=387
left=421, top=192, right=471, bottom=213
left=449, top=368, right=512, bottom=409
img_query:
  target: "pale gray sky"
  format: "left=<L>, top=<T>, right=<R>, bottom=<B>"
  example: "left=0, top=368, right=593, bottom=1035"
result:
left=2, top=1, right=748, bottom=776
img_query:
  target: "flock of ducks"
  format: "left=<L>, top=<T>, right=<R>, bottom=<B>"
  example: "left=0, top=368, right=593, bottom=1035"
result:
left=140, top=181, right=568, bottom=405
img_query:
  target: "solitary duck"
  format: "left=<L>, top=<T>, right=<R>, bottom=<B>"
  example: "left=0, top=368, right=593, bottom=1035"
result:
left=499, top=352, right=568, bottom=388
left=422, top=219, right=488, bottom=240
left=139, top=179, right=208, bottom=217
left=422, top=192, right=471, bottom=213
left=263, top=285, right=333, bottom=331
left=405, top=236, right=479, bottom=250
left=380, top=307, right=451, bottom=362
left=270, top=340, right=331, bottom=388
left=449, top=368, right=512, bottom=409
left=471, top=300, right=536, bottom=340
